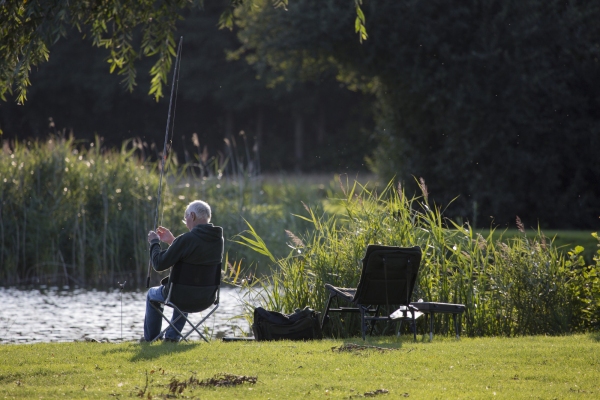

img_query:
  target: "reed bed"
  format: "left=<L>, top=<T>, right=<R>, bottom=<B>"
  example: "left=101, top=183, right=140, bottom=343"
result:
left=236, top=178, right=600, bottom=337
left=0, top=136, right=322, bottom=287
left=0, top=136, right=166, bottom=286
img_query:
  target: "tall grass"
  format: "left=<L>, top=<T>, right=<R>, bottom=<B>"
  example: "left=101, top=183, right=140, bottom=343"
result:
left=236, top=178, right=600, bottom=337
left=0, top=136, right=166, bottom=286
left=0, top=136, right=322, bottom=286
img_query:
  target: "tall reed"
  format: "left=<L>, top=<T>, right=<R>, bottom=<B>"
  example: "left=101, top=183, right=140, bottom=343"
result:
left=236, top=178, right=600, bottom=337
left=0, top=136, right=168, bottom=286
left=0, top=136, right=323, bottom=286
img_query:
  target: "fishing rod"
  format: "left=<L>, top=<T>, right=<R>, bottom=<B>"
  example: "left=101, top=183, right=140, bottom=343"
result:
left=118, top=280, right=126, bottom=340
left=146, top=36, right=183, bottom=288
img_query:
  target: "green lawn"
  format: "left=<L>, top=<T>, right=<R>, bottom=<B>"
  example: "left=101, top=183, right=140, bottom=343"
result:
left=1, top=335, right=599, bottom=399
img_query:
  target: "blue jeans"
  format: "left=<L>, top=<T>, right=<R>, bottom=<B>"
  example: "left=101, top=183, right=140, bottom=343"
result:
left=143, top=285, right=188, bottom=341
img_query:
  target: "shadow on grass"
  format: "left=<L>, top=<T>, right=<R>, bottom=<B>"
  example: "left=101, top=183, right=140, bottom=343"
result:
left=589, top=332, right=600, bottom=342
left=101, top=341, right=199, bottom=361
left=332, top=333, right=434, bottom=352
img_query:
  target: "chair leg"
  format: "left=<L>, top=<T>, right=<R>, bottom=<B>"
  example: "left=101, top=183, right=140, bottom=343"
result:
left=149, top=302, right=194, bottom=342
left=181, top=304, right=219, bottom=343
left=368, top=305, right=380, bottom=336
left=321, top=293, right=335, bottom=330
left=360, top=307, right=366, bottom=340
left=429, top=312, right=434, bottom=342
left=149, top=302, right=172, bottom=343
left=411, top=310, right=416, bottom=341
left=453, top=313, right=459, bottom=339
left=396, top=320, right=403, bottom=337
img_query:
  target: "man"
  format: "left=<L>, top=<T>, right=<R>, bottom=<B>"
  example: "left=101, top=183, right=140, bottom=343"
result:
left=143, top=200, right=224, bottom=342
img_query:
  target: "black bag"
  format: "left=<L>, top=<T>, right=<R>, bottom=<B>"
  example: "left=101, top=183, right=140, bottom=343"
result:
left=252, top=307, right=323, bottom=341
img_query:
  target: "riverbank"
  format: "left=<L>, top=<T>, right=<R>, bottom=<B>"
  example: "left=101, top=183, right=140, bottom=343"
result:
left=2, top=334, right=598, bottom=398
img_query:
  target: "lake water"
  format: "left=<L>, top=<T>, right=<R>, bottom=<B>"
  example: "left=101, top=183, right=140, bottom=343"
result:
left=0, top=286, right=250, bottom=344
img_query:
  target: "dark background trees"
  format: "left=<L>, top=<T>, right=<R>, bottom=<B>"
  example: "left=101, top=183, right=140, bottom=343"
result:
left=0, top=1, right=374, bottom=172
left=1, top=0, right=598, bottom=229
left=234, top=0, right=600, bottom=229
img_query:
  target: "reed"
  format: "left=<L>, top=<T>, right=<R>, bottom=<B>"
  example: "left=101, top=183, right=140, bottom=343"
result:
left=0, top=136, right=323, bottom=286
left=0, top=136, right=168, bottom=286
left=236, top=178, right=600, bottom=337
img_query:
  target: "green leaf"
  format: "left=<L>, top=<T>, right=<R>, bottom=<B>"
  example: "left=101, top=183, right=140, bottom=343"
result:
left=356, top=5, right=366, bottom=23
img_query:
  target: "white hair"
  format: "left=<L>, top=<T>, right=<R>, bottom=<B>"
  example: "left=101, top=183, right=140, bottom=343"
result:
left=186, top=200, right=211, bottom=222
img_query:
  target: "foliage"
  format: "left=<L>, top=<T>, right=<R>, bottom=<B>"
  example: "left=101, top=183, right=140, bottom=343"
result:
left=0, top=0, right=204, bottom=104
left=235, top=0, right=600, bottom=229
left=1, top=336, right=600, bottom=398
left=0, top=0, right=365, bottom=105
left=237, top=178, right=600, bottom=337
left=479, top=229, right=599, bottom=266
left=1, top=4, right=374, bottom=174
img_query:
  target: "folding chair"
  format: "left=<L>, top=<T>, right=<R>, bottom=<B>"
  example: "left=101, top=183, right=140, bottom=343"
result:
left=149, top=261, right=221, bottom=342
left=321, top=245, right=422, bottom=340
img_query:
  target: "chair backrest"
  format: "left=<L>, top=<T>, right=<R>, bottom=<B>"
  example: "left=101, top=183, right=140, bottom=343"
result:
left=168, top=262, right=222, bottom=313
left=353, top=245, right=421, bottom=306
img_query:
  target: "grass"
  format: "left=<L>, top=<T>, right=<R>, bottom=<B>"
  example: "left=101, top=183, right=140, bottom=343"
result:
left=482, top=229, right=598, bottom=265
left=1, top=335, right=599, bottom=399
left=0, top=136, right=353, bottom=286
left=236, top=179, right=600, bottom=337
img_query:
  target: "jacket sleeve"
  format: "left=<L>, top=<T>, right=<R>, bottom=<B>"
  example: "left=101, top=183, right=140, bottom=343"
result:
left=149, top=235, right=188, bottom=272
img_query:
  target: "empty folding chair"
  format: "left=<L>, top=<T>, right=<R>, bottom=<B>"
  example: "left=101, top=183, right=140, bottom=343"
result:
left=321, top=245, right=421, bottom=340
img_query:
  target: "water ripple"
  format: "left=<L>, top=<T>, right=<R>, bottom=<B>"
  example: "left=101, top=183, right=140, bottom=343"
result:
left=0, top=287, right=250, bottom=344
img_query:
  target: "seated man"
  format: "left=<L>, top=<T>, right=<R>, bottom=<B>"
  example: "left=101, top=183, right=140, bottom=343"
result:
left=143, top=200, right=224, bottom=342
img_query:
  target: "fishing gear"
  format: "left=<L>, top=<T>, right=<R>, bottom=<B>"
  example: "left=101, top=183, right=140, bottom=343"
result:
left=146, top=37, right=183, bottom=288
left=118, top=280, right=126, bottom=340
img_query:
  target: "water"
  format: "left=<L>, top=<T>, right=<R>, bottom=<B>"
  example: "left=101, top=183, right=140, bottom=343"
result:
left=0, top=286, right=250, bottom=344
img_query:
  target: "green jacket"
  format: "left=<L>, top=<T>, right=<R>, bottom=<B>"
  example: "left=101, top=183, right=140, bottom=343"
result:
left=149, top=224, right=224, bottom=286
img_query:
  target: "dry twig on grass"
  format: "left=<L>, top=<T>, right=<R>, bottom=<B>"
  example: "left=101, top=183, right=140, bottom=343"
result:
left=331, top=343, right=396, bottom=353
left=168, top=373, right=257, bottom=394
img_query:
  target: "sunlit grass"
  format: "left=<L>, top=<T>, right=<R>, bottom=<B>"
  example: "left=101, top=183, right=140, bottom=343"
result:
left=0, top=136, right=162, bottom=286
left=0, top=335, right=598, bottom=398
left=237, top=179, right=600, bottom=337
left=483, top=229, right=598, bottom=264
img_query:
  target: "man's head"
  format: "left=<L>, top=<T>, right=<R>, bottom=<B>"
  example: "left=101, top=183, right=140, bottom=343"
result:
left=183, top=200, right=211, bottom=230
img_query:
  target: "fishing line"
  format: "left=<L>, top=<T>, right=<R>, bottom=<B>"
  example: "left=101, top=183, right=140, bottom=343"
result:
left=146, top=36, right=183, bottom=288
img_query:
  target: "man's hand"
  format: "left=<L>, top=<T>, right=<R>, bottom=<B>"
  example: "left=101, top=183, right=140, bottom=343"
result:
left=156, top=226, right=176, bottom=245
left=148, top=230, right=159, bottom=243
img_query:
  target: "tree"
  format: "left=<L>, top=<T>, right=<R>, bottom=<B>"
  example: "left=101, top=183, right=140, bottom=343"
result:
left=234, top=0, right=600, bottom=228
left=233, top=0, right=374, bottom=171
left=0, top=2, right=373, bottom=174
left=1, top=0, right=202, bottom=104
left=0, top=0, right=367, bottom=106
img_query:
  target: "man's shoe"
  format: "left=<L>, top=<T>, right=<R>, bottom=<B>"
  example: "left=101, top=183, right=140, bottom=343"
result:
left=140, top=336, right=164, bottom=343
left=163, top=337, right=179, bottom=343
